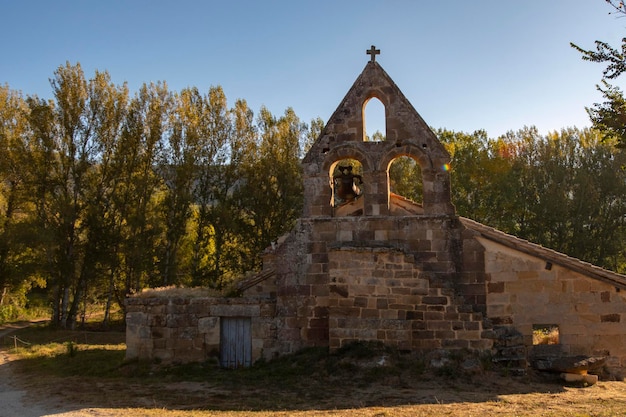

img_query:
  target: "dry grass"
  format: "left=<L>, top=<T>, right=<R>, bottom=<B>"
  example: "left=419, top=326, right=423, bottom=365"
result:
left=3, top=326, right=626, bottom=417
left=132, top=286, right=225, bottom=298
left=533, top=325, right=560, bottom=345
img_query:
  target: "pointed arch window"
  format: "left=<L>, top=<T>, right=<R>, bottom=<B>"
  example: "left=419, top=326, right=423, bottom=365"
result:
left=363, top=97, right=385, bottom=141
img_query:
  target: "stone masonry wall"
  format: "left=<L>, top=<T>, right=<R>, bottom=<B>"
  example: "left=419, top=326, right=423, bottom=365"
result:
left=328, top=247, right=489, bottom=351
left=255, top=215, right=493, bottom=355
left=126, top=296, right=277, bottom=364
left=481, top=237, right=626, bottom=374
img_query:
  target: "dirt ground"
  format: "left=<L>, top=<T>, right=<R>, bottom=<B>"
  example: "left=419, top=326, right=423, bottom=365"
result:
left=3, top=353, right=626, bottom=417
left=2, top=322, right=626, bottom=416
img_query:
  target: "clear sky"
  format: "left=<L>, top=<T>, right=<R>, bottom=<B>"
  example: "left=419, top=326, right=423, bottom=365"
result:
left=1, top=1, right=624, bottom=138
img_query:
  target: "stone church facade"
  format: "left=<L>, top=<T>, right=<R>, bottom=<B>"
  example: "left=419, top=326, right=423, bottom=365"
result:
left=126, top=48, right=626, bottom=375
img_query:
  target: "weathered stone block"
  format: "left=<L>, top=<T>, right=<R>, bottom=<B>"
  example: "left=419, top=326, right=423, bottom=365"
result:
left=412, top=330, right=434, bottom=339
left=423, top=296, right=448, bottom=305
left=354, top=297, right=368, bottom=307
left=424, top=311, right=444, bottom=321
left=406, top=310, right=423, bottom=320
left=442, top=339, right=469, bottom=349
left=126, top=312, right=148, bottom=327
left=210, top=304, right=260, bottom=317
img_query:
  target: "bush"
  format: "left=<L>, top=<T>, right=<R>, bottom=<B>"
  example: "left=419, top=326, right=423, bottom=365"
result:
left=0, top=304, right=19, bottom=324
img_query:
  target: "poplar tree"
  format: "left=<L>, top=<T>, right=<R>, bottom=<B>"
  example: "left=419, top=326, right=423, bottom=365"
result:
left=0, top=86, right=42, bottom=309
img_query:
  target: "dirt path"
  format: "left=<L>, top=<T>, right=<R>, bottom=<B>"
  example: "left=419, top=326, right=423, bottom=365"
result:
left=0, top=322, right=126, bottom=417
left=0, top=350, right=64, bottom=417
left=0, top=322, right=138, bottom=417
left=0, top=321, right=70, bottom=417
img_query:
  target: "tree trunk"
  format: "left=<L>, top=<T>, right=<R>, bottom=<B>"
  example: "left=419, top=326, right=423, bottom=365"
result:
left=60, top=286, right=70, bottom=329
left=103, top=269, right=116, bottom=329
left=0, top=286, right=7, bottom=306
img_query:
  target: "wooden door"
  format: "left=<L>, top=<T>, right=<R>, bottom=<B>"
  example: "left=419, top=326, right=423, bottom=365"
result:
left=220, top=317, right=252, bottom=368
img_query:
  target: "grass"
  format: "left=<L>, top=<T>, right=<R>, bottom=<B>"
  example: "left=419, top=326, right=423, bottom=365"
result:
left=532, top=325, right=560, bottom=345
left=2, top=325, right=626, bottom=416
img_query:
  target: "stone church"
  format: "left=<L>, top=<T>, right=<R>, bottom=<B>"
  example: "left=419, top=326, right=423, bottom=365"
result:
left=126, top=47, right=626, bottom=375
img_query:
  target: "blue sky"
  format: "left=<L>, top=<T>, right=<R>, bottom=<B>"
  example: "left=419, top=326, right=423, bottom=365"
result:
left=1, top=1, right=623, bottom=138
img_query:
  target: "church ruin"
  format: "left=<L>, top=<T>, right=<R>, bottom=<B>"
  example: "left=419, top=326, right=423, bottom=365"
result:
left=126, top=47, right=626, bottom=376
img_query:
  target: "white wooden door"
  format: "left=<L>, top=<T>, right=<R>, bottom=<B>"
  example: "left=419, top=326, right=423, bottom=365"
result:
left=220, top=317, right=252, bottom=368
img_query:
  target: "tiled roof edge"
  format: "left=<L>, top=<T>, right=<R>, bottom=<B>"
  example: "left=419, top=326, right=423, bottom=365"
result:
left=460, top=217, right=626, bottom=290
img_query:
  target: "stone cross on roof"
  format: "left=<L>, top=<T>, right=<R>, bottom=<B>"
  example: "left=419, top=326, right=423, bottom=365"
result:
left=366, top=45, right=380, bottom=62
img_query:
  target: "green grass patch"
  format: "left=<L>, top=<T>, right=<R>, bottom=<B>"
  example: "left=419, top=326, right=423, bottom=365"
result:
left=4, top=319, right=127, bottom=379
left=13, top=342, right=126, bottom=377
left=3, top=321, right=126, bottom=347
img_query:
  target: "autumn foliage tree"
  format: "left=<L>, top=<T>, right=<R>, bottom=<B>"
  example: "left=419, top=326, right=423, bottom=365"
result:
left=0, top=63, right=313, bottom=327
left=439, top=127, right=626, bottom=273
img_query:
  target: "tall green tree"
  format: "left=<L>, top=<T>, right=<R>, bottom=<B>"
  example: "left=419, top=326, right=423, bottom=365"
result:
left=70, top=70, right=128, bottom=327
left=571, top=0, right=626, bottom=147
left=26, top=63, right=132, bottom=328
left=233, top=107, right=305, bottom=271
left=42, top=62, right=93, bottom=327
left=186, top=86, right=235, bottom=288
left=0, top=85, right=43, bottom=308
left=111, top=82, right=168, bottom=297
left=158, top=86, right=198, bottom=287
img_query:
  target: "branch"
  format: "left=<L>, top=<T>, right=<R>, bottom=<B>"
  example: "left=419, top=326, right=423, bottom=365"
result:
left=570, top=39, right=626, bottom=79
left=605, top=0, right=626, bottom=16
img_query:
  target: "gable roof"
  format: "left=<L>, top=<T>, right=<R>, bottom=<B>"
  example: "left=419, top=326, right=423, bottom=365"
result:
left=303, top=60, right=449, bottom=166
left=461, top=217, right=626, bottom=290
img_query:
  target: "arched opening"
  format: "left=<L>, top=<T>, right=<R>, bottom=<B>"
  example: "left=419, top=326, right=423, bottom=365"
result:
left=387, top=155, right=423, bottom=215
left=363, top=97, right=385, bottom=142
left=330, top=158, right=364, bottom=216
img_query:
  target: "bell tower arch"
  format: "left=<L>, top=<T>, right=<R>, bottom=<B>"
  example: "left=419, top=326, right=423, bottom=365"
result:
left=302, top=46, right=455, bottom=218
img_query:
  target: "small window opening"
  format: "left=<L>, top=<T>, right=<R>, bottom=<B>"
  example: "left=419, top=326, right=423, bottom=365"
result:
left=363, top=97, right=385, bottom=141
left=532, top=324, right=560, bottom=345
left=388, top=156, right=423, bottom=203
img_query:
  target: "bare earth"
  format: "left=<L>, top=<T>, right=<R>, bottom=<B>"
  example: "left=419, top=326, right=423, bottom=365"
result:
left=2, top=323, right=626, bottom=416
left=0, top=323, right=67, bottom=417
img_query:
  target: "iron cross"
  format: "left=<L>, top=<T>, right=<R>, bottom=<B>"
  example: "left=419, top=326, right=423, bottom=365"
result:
left=367, top=45, right=380, bottom=62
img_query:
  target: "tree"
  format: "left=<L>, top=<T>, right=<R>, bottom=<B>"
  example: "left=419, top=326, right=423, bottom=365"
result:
left=443, top=126, right=626, bottom=274
left=1, top=62, right=336, bottom=320
left=111, top=82, right=168, bottom=297
left=571, top=0, right=626, bottom=147
left=35, top=62, right=94, bottom=328
left=303, top=117, right=324, bottom=155
left=0, top=85, right=44, bottom=310
left=439, top=128, right=518, bottom=229
left=186, top=86, right=235, bottom=288
left=585, top=81, right=626, bottom=146
left=158, top=86, right=196, bottom=287
left=26, top=63, right=133, bottom=328
left=71, top=70, right=128, bottom=327
left=233, top=107, right=305, bottom=271
left=388, top=156, right=422, bottom=202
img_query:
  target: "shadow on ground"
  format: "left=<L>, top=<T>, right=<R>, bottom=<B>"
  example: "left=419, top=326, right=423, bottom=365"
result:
left=6, top=342, right=586, bottom=414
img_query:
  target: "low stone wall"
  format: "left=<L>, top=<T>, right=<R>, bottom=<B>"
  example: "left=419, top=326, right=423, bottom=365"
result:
left=126, top=296, right=277, bottom=364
